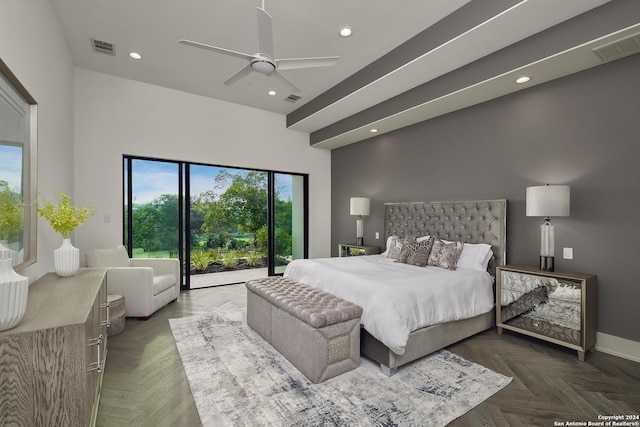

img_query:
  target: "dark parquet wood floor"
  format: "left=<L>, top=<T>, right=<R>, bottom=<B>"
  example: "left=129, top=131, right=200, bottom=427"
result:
left=97, top=284, right=640, bottom=427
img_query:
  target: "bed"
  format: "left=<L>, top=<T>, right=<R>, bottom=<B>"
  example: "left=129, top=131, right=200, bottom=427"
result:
left=284, top=199, right=507, bottom=375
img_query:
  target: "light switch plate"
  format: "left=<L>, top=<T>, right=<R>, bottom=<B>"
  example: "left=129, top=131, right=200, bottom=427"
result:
left=375, top=232, right=380, bottom=240
left=563, top=247, right=573, bottom=260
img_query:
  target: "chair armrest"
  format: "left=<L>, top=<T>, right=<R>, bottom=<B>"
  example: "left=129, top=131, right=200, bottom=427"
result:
left=106, top=267, right=155, bottom=316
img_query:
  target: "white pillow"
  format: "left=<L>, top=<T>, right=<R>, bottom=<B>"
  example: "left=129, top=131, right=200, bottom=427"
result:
left=443, top=240, right=493, bottom=271
left=416, top=235, right=430, bottom=242
left=457, top=243, right=493, bottom=271
left=380, top=236, right=395, bottom=257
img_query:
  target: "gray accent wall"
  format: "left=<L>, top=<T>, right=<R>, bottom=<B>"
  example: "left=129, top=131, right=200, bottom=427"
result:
left=331, top=53, right=640, bottom=343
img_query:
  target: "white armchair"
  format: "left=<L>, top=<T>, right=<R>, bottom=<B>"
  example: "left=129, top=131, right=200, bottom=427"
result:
left=85, top=245, right=180, bottom=318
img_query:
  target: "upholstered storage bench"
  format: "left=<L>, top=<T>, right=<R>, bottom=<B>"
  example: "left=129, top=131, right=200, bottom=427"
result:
left=246, top=277, right=363, bottom=383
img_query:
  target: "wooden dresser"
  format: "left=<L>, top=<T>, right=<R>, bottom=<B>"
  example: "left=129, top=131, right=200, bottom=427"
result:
left=0, top=268, right=108, bottom=427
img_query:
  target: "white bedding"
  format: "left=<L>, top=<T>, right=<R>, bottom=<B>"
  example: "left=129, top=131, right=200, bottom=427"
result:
left=284, top=255, right=494, bottom=355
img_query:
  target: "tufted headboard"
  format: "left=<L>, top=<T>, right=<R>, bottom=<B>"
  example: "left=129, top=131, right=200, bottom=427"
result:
left=384, top=199, right=507, bottom=276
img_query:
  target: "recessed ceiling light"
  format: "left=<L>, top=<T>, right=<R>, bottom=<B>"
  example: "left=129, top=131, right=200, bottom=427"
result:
left=370, top=128, right=378, bottom=133
left=129, top=52, right=142, bottom=60
left=339, top=26, right=353, bottom=37
left=268, top=90, right=277, bottom=96
left=515, top=76, right=531, bottom=84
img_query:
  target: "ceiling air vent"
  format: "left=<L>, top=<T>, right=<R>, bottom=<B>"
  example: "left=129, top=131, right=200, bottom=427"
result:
left=91, top=38, right=116, bottom=56
left=284, top=94, right=301, bottom=103
left=593, top=32, right=640, bottom=62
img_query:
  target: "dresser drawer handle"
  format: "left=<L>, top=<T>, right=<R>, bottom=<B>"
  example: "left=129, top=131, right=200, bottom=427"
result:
left=101, top=302, right=110, bottom=327
left=88, top=334, right=103, bottom=372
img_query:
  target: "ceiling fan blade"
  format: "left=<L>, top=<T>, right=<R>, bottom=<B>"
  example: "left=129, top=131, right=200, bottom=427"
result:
left=276, top=56, right=340, bottom=70
left=223, top=64, right=254, bottom=86
left=270, top=70, right=302, bottom=93
left=178, top=39, right=253, bottom=61
left=256, top=7, right=274, bottom=59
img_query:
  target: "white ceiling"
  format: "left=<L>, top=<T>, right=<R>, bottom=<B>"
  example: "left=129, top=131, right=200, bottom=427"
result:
left=51, top=0, right=628, bottom=144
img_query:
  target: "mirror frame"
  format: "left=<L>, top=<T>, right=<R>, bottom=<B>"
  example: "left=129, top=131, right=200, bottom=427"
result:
left=0, top=58, right=38, bottom=270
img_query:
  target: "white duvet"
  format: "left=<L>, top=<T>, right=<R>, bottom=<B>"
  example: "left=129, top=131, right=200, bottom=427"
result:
left=284, top=255, right=494, bottom=355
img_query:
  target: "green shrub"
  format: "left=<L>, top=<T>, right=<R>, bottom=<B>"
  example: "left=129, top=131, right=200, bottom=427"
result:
left=215, top=231, right=233, bottom=249
left=255, top=225, right=268, bottom=253
left=246, top=251, right=263, bottom=267
left=191, top=250, right=214, bottom=271
left=220, top=250, right=240, bottom=268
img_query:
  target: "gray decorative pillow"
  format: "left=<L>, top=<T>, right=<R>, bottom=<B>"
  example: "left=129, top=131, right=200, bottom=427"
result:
left=396, top=236, right=417, bottom=264
left=385, top=235, right=403, bottom=260
left=406, top=238, right=434, bottom=267
left=427, top=238, right=464, bottom=270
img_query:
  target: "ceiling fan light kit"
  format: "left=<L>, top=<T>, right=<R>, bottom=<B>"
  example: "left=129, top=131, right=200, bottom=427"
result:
left=251, top=57, right=276, bottom=74
left=178, top=0, right=339, bottom=93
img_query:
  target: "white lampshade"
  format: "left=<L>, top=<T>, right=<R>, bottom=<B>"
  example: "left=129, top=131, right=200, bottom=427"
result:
left=350, top=197, right=370, bottom=216
left=526, top=185, right=570, bottom=217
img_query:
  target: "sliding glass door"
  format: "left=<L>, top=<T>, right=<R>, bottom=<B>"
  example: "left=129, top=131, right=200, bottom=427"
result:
left=124, top=158, right=183, bottom=283
left=188, top=165, right=269, bottom=288
left=124, top=156, right=307, bottom=289
left=271, top=173, right=307, bottom=275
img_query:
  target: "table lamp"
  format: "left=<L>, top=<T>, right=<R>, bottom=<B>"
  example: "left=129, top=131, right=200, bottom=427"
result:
left=526, top=184, right=570, bottom=271
left=350, top=197, right=370, bottom=246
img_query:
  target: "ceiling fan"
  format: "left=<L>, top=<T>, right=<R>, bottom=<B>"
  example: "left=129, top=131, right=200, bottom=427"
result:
left=178, top=1, right=339, bottom=93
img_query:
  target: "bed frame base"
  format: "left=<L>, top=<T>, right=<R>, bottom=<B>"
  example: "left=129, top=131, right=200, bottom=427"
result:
left=361, top=310, right=495, bottom=375
left=379, top=365, right=398, bottom=377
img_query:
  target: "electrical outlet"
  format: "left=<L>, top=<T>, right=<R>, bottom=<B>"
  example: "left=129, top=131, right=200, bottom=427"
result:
left=563, top=247, right=573, bottom=260
left=375, top=232, right=380, bottom=240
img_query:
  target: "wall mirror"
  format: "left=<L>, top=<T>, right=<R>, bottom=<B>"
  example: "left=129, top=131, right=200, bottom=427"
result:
left=0, top=58, right=37, bottom=270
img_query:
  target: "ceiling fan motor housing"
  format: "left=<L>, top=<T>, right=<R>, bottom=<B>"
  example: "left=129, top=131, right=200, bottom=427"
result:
left=251, top=55, right=276, bottom=74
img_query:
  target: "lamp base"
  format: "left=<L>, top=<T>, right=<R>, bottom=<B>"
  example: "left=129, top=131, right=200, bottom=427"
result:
left=540, top=256, right=554, bottom=272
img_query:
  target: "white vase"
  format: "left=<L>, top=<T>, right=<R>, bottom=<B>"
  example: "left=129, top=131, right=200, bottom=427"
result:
left=0, top=240, right=17, bottom=266
left=0, top=258, right=29, bottom=331
left=54, top=238, right=80, bottom=277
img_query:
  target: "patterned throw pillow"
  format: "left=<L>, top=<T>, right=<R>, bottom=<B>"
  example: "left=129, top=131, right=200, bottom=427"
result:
left=396, top=236, right=417, bottom=263
left=385, top=235, right=403, bottom=260
left=405, top=238, right=434, bottom=267
left=427, top=238, right=464, bottom=270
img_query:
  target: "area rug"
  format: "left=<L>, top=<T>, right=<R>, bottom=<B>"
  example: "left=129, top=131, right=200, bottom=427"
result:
left=169, top=311, right=512, bottom=427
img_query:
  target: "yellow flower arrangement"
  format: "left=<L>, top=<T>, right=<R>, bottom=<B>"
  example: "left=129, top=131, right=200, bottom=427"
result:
left=38, top=192, right=95, bottom=239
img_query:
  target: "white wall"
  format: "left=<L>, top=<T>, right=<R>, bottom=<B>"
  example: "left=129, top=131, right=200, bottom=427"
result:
left=0, top=0, right=76, bottom=282
left=73, top=69, right=331, bottom=260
